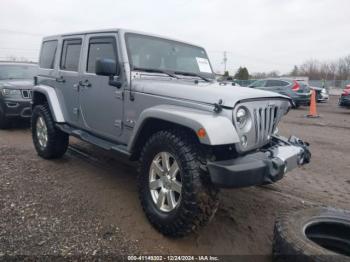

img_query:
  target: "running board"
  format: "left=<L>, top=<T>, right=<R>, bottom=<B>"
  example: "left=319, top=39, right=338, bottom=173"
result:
left=56, top=124, right=131, bottom=158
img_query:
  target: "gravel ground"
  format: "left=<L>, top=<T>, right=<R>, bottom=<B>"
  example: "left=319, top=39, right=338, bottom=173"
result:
left=0, top=96, right=349, bottom=260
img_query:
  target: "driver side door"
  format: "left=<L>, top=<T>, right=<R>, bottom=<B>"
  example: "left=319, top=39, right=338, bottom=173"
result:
left=79, top=33, right=124, bottom=141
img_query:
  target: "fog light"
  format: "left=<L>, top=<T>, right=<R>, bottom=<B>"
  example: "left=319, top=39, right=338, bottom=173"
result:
left=241, top=135, right=248, bottom=147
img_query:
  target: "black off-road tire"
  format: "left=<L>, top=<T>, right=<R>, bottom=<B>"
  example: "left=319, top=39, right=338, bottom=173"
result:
left=32, top=104, right=69, bottom=159
left=138, top=129, right=219, bottom=237
left=273, top=207, right=350, bottom=262
left=0, top=110, right=10, bottom=129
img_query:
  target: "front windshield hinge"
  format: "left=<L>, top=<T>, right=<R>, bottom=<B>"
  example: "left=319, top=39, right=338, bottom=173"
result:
left=213, top=99, right=223, bottom=113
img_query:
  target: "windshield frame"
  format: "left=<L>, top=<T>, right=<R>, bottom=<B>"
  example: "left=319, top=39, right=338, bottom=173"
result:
left=0, top=64, right=38, bottom=80
left=124, top=32, right=215, bottom=80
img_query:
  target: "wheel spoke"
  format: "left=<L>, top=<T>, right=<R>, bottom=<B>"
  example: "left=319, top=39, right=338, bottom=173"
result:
left=161, top=152, right=170, bottom=171
left=156, top=190, right=166, bottom=208
left=170, top=180, right=182, bottom=194
left=152, top=161, right=164, bottom=176
left=39, top=117, right=44, bottom=127
left=166, top=190, right=176, bottom=209
left=169, top=161, right=179, bottom=178
left=149, top=179, right=162, bottom=190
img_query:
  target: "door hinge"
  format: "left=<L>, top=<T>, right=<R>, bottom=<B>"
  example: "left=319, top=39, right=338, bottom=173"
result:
left=73, top=108, right=79, bottom=115
left=115, top=91, right=124, bottom=100
left=114, top=120, right=122, bottom=129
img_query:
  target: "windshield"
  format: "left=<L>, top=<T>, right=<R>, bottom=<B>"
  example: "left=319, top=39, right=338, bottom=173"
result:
left=0, top=64, right=38, bottom=80
left=125, top=33, right=214, bottom=78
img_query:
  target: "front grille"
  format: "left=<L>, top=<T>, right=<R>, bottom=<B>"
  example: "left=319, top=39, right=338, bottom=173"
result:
left=21, top=90, right=32, bottom=99
left=233, top=99, right=289, bottom=153
left=253, top=105, right=278, bottom=146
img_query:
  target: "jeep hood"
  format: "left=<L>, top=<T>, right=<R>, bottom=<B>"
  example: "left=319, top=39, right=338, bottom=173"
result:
left=0, top=79, right=34, bottom=90
left=133, top=79, right=289, bottom=108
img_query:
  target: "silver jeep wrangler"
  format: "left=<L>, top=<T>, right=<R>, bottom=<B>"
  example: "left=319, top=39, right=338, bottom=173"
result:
left=32, top=29, right=311, bottom=237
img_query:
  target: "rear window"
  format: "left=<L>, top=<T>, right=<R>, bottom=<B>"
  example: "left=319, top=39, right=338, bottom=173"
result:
left=60, top=39, right=82, bottom=71
left=39, top=40, right=58, bottom=69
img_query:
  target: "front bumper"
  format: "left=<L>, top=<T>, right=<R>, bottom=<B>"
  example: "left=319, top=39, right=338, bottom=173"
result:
left=0, top=98, right=32, bottom=118
left=207, top=136, right=311, bottom=188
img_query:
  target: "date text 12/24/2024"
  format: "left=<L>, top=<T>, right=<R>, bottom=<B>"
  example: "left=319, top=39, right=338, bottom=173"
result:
left=127, top=255, right=219, bottom=261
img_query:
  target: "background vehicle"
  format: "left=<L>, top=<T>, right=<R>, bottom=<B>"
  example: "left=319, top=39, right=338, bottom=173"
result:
left=0, top=62, right=38, bottom=128
left=339, top=85, right=350, bottom=108
left=217, top=76, right=241, bottom=86
left=31, top=29, right=310, bottom=237
left=310, top=86, right=329, bottom=103
left=248, top=78, right=311, bottom=108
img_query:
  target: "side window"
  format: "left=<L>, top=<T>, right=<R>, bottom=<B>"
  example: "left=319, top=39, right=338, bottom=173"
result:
left=39, top=40, right=58, bottom=69
left=86, top=37, right=117, bottom=73
left=280, top=81, right=290, bottom=87
left=266, top=80, right=284, bottom=87
left=60, top=39, right=82, bottom=71
left=252, top=80, right=265, bottom=87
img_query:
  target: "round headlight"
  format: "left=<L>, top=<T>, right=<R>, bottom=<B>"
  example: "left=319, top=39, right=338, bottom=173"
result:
left=236, top=107, right=248, bottom=128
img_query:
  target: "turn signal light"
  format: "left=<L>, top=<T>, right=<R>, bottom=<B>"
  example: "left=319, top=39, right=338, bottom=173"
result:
left=197, top=128, right=207, bottom=138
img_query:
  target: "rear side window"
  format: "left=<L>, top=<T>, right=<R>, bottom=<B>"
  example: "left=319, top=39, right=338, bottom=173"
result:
left=266, top=80, right=288, bottom=87
left=60, top=39, right=82, bottom=71
left=86, top=37, right=117, bottom=73
left=39, top=40, right=58, bottom=69
left=251, top=80, right=265, bottom=87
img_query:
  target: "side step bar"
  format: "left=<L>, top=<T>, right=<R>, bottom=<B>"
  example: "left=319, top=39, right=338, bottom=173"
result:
left=56, top=124, right=131, bottom=158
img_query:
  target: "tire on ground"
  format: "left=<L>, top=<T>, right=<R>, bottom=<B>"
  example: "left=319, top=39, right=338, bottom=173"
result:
left=32, top=104, right=69, bottom=159
left=273, top=207, right=350, bottom=262
left=138, top=129, right=219, bottom=237
left=0, top=110, right=10, bottom=129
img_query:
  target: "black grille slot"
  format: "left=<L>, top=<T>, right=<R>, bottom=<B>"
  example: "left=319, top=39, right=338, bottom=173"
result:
left=21, top=90, right=32, bottom=99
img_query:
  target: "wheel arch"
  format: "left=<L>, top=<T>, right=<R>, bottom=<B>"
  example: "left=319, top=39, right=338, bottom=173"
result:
left=128, top=105, right=240, bottom=160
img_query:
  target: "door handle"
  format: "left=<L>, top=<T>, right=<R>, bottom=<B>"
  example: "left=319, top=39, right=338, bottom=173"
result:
left=56, top=76, right=66, bottom=83
left=79, top=80, right=91, bottom=88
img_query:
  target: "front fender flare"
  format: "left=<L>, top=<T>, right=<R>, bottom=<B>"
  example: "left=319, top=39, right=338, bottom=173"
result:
left=128, top=105, right=240, bottom=151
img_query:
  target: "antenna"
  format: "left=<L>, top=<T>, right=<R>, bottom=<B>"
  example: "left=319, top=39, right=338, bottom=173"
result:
left=223, top=51, right=227, bottom=72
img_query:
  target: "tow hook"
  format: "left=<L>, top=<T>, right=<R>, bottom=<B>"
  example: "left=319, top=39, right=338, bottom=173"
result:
left=288, top=136, right=311, bottom=165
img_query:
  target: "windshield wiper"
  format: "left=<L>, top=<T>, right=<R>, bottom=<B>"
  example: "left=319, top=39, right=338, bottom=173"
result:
left=133, top=67, right=179, bottom=79
left=174, top=71, right=211, bottom=82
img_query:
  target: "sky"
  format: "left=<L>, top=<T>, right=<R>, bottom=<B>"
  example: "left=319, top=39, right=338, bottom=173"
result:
left=0, top=0, right=349, bottom=75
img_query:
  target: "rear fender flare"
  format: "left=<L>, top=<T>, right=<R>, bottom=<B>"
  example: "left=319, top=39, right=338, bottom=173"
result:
left=32, top=85, right=65, bottom=123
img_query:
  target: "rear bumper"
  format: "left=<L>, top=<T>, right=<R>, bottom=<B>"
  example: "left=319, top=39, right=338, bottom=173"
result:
left=207, top=136, right=311, bottom=188
left=293, top=95, right=310, bottom=105
left=0, top=98, right=32, bottom=118
left=339, top=96, right=350, bottom=107
left=317, top=92, right=329, bottom=102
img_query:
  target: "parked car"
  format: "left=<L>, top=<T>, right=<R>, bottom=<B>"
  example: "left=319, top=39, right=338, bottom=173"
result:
left=248, top=79, right=311, bottom=108
left=310, top=86, right=329, bottom=103
left=218, top=76, right=241, bottom=86
left=0, top=62, right=38, bottom=128
left=32, top=29, right=311, bottom=237
left=339, top=85, right=350, bottom=108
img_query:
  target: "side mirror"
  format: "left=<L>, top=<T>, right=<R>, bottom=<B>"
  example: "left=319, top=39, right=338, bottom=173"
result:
left=95, top=58, right=118, bottom=76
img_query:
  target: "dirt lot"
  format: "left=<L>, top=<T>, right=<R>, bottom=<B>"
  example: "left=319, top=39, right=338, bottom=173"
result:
left=0, top=96, right=349, bottom=259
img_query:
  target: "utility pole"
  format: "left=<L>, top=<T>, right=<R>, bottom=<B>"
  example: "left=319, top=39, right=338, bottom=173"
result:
left=223, top=51, right=227, bottom=73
